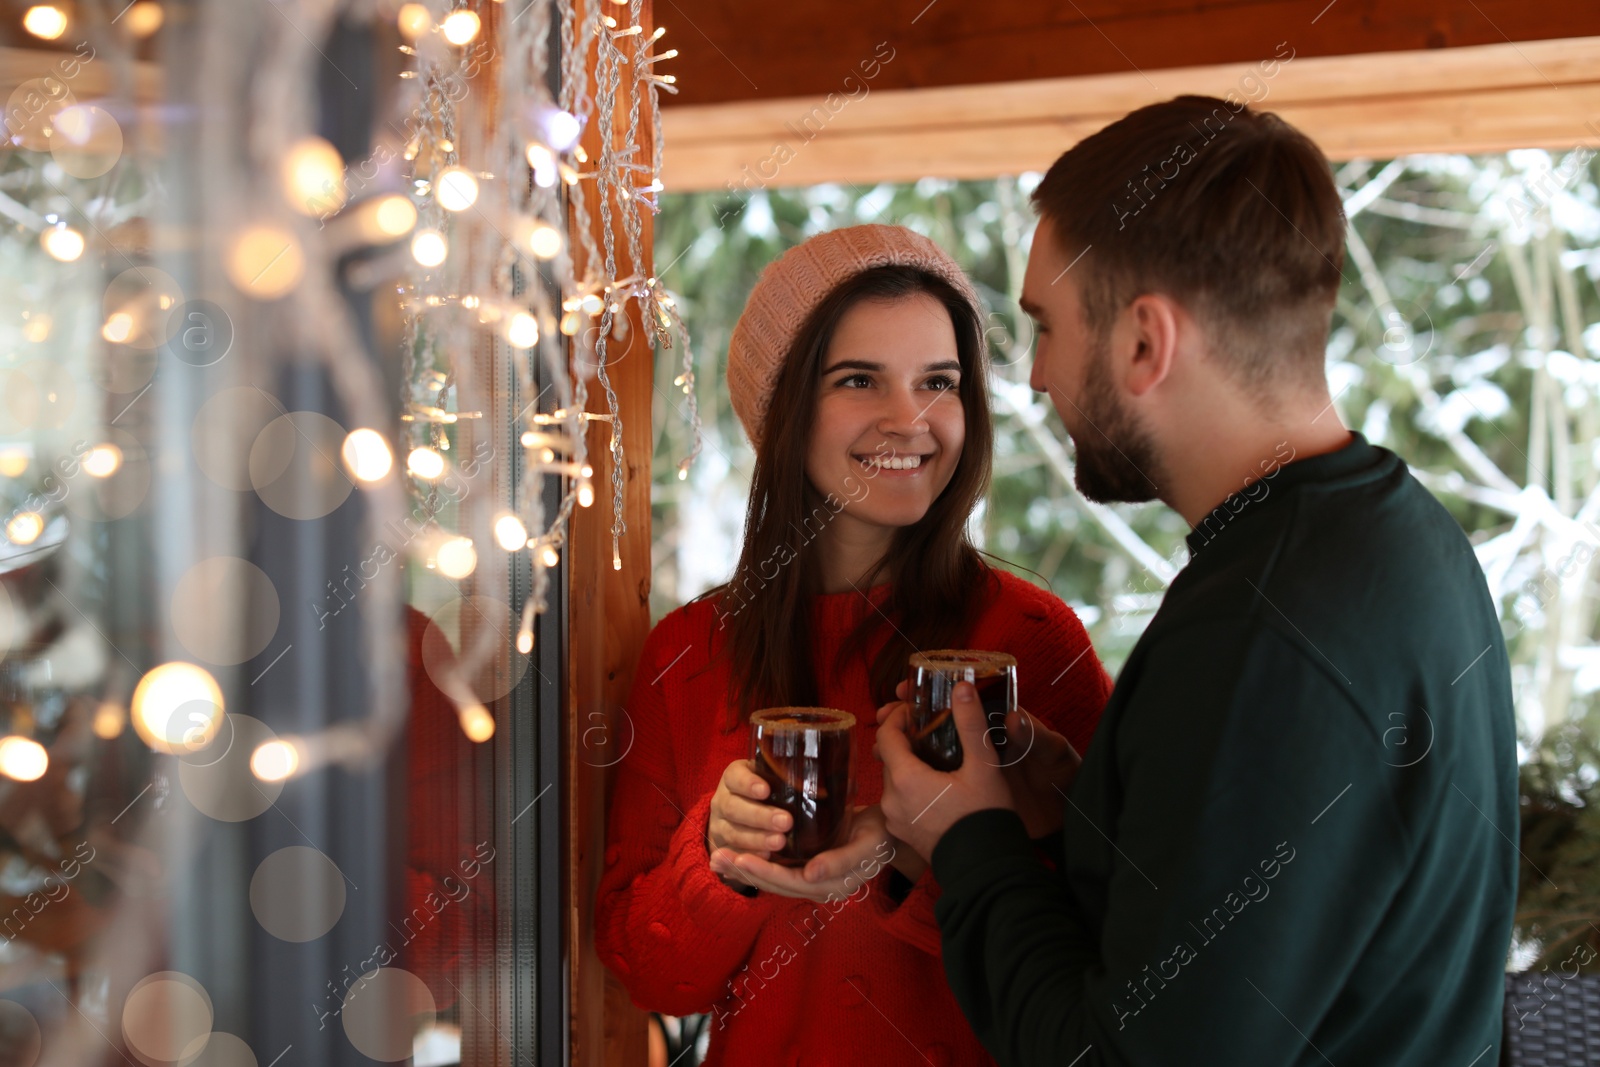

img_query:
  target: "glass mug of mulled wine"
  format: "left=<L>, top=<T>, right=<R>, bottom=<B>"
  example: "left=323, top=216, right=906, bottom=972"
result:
left=748, top=707, right=856, bottom=867
left=906, top=650, right=1019, bottom=771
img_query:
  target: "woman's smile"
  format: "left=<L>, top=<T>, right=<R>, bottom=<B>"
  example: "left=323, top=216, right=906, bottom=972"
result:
left=855, top=450, right=932, bottom=474
left=806, top=292, right=966, bottom=536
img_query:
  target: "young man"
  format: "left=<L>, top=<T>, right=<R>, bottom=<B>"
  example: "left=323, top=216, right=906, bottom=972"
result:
left=876, top=96, right=1517, bottom=1065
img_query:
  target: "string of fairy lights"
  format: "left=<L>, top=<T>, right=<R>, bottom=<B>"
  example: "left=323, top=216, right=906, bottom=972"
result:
left=256, top=0, right=703, bottom=771
left=376, top=0, right=700, bottom=723
left=1, top=0, right=702, bottom=783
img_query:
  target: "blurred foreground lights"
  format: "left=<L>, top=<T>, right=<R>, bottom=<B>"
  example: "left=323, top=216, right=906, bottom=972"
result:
left=101, top=312, right=134, bottom=343
left=251, top=739, right=300, bottom=782
left=341, top=428, right=393, bottom=482
left=435, top=537, right=477, bottom=580
left=440, top=9, right=481, bottom=45
left=93, top=702, right=126, bottom=740
left=406, top=446, right=445, bottom=481
left=226, top=225, right=305, bottom=299
left=5, top=511, right=44, bottom=546
left=528, top=222, right=562, bottom=260
left=0, top=737, right=47, bottom=782
left=541, top=109, right=581, bottom=152
left=23, top=6, right=67, bottom=40
left=397, top=3, right=431, bottom=39
left=411, top=229, right=447, bottom=267
left=516, top=630, right=533, bottom=655
left=283, top=137, right=346, bottom=216
left=124, top=2, right=163, bottom=37
left=434, top=166, right=478, bottom=212
left=41, top=225, right=85, bottom=263
left=0, top=449, right=29, bottom=478
left=493, top=514, right=528, bottom=552
left=525, top=144, right=556, bottom=188
left=371, top=195, right=418, bottom=238
left=51, top=105, right=124, bottom=180
left=82, top=443, right=123, bottom=479
left=23, top=314, right=51, bottom=342
left=577, top=480, right=595, bottom=508
left=131, top=662, right=225, bottom=755
left=506, top=312, right=539, bottom=349
left=458, top=704, right=494, bottom=743
left=539, top=544, right=559, bottom=568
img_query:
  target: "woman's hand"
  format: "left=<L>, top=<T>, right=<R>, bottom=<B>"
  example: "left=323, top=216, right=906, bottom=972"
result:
left=707, top=758, right=790, bottom=859
left=998, top=707, right=1082, bottom=838
left=710, top=805, right=901, bottom=902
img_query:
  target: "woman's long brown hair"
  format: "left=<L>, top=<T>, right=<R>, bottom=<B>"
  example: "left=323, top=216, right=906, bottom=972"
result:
left=709, top=264, right=996, bottom=729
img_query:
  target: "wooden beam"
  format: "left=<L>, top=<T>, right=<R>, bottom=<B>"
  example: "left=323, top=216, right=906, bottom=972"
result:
left=661, top=36, right=1600, bottom=191
left=0, top=45, right=163, bottom=102
left=567, top=4, right=654, bottom=1067
left=656, top=0, right=1600, bottom=107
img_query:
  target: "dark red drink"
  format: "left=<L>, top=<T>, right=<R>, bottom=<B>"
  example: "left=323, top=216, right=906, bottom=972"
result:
left=906, top=650, right=1018, bottom=771
left=748, top=707, right=856, bottom=866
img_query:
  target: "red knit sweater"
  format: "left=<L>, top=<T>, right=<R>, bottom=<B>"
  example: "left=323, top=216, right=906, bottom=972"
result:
left=594, top=567, right=1111, bottom=1067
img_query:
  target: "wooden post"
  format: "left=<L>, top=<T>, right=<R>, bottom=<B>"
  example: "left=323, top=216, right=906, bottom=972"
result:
left=567, top=1, right=655, bottom=1063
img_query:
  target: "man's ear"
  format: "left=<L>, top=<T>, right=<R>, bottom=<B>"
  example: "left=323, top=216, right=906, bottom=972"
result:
left=1121, top=293, right=1181, bottom=398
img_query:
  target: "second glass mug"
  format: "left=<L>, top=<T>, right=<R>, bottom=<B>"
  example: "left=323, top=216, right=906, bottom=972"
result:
left=748, top=707, right=857, bottom=866
left=906, top=650, right=1019, bottom=771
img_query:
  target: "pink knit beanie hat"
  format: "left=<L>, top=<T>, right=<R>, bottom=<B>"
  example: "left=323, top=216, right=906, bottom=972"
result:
left=727, top=224, right=983, bottom=446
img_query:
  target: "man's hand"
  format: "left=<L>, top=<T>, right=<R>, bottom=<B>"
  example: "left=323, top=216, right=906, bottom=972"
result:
left=707, top=757, right=789, bottom=859
left=709, top=805, right=899, bottom=902
left=875, top=681, right=1014, bottom=860
left=997, top=708, right=1082, bottom=838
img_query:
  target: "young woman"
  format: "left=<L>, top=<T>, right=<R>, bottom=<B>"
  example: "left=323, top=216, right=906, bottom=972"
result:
left=595, top=225, right=1112, bottom=1066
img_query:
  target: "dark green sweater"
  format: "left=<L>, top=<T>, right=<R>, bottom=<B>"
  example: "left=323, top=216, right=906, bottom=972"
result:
left=933, top=433, right=1518, bottom=1066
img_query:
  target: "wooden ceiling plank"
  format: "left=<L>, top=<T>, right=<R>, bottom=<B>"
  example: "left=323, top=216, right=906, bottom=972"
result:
left=663, top=36, right=1600, bottom=148
left=659, top=0, right=1600, bottom=105
left=662, top=44, right=1600, bottom=191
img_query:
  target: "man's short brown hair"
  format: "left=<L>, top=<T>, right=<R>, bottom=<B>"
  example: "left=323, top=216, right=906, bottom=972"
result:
left=1032, top=94, right=1346, bottom=389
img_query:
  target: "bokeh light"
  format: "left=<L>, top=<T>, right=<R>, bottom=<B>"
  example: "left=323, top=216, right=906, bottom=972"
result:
left=282, top=137, right=346, bottom=216
left=458, top=704, right=495, bottom=743
left=440, top=10, right=481, bottom=45
left=0, top=449, right=30, bottom=478
left=22, top=6, right=67, bottom=40
left=131, top=662, right=225, bottom=755
left=410, top=229, right=447, bottom=267
left=406, top=446, right=444, bottom=481
left=0, top=737, right=48, bottom=782
left=93, top=703, right=126, bottom=740
left=528, top=222, right=563, bottom=259
left=225, top=226, right=305, bottom=299
left=493, top=514, right=528, bottom=551
left=396, top=3, right=432, bottom=39
left=370, top=195, right=418, bottom=238
left=5, top=512, right=44, bottom=546
left=435, top=537, right=477, bottom=580
left=341, top=428, right=393, bottom=482
left=506, top=312, right=539, bottom=349
left=434, top=166, right=479, bottom=212
left=82, top=443, right=123, bottom=478
left=51, top=104, right=124, bottom=179
left=124, top=1, right=164, bottom=37
left=250, top=739, right=300, bottom=782
left=41, top=225, right=85, bottom=262
left=102, top=312, right=135, bottom=343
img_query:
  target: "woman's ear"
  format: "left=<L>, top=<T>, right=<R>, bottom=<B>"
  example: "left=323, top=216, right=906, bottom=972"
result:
left=1121, top=293, right=1181, bottom=398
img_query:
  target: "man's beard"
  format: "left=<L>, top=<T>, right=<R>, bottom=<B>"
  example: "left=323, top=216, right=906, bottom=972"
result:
left=1069, top=339, right=1164, bottom=505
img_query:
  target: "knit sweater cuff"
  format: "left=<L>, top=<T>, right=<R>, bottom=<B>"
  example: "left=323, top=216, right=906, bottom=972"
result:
left=667, top=791, right=778, bottom=938
left=865, top=862, right=944, bottom=957
left=931, top=807, right=1037, bottom=901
